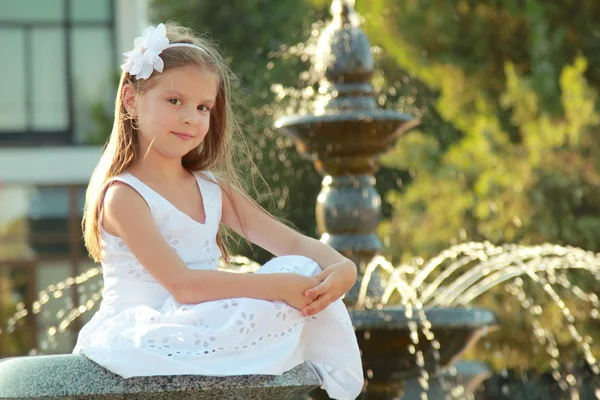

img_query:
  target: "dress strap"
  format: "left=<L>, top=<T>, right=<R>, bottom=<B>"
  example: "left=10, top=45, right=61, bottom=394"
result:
left=194, top=171, right=222, bottom=223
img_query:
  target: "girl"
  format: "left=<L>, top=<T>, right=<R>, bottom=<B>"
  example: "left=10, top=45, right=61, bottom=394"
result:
left=74, top=22, right=363, bottom=399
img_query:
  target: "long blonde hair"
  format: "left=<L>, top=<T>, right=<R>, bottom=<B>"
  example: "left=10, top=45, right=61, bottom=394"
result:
left=83, top=22, right=268, bottom=263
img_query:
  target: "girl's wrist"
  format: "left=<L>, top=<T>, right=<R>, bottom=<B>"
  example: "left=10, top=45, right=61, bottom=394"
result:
left=272, top=273, right=291, bottom=302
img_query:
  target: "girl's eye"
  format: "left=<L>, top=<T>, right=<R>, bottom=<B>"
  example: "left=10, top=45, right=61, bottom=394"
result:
left=198, top=105, right=210, bottom=112
left=168, top=98, right=182, bottom=106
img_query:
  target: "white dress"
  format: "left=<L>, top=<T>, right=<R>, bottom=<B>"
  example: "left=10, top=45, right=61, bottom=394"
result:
left=73, top=171, right=364, bottom=400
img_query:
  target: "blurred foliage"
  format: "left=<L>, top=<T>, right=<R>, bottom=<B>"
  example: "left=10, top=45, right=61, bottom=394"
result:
left=0, top=270, right=32, bottom=357
left=86, top=71, right=121, bottom=146
left=379, top=57, right=600, bottom=259
left=358, top=0, right=600, bottom=259
left=0, top=304, right=29, bottom=357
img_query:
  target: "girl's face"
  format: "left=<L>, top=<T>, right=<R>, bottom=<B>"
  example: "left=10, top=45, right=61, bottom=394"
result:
left=125, top=64, right=219, bottom=160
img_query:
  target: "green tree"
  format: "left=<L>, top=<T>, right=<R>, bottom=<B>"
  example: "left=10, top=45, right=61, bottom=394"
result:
left=379, top=58, right=600, bottom=259
left=343, top=0, right=600, bottom=258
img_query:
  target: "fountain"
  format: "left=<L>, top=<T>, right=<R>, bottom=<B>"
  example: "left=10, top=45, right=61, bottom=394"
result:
left=274, top=0, right=499, bottom=398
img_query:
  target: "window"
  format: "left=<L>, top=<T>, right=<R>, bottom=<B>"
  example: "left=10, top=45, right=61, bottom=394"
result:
left=0, top=0, right=115, bottom=145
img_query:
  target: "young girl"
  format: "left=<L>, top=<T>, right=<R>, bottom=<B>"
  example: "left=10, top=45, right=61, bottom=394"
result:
left=73, top=23, right=363, bottom=399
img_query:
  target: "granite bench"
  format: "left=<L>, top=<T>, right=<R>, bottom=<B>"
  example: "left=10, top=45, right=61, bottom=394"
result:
left=0, top=354, right=322, bottom=399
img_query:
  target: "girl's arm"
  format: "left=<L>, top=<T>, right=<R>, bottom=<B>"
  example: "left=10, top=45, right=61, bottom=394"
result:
left=102, top=182, right=317, bottom=307
left=219, top=179, right=351, bottom=269
left=219, top=179, right=357, bottom=315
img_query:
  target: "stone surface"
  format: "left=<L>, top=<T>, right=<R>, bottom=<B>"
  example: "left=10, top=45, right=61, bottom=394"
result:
left=0, top=354, right=322, bottom=399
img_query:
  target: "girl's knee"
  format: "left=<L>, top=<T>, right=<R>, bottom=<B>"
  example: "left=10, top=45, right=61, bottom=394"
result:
left=258, top=255, right=321, bottom=276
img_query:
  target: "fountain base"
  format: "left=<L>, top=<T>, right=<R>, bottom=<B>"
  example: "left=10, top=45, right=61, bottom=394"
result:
left=350, top=306, right=498, bottom=382
left=403, top=360, right=492, bottom=399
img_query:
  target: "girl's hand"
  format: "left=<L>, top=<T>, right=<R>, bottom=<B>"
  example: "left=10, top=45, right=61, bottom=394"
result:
left=279, top=274, right=320, bottom=311
left=301, top=261, right=357, bottom=317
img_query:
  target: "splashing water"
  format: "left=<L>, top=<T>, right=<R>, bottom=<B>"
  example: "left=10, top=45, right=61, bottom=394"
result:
left=356, top=241, right=600, bottom=397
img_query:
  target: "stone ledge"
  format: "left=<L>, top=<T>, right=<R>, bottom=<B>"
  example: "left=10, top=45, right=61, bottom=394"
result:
left=0, top=354, right=322, bottom=399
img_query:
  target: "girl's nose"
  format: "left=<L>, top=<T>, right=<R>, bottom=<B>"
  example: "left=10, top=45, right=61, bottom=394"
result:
left=181, top=108, right=199, bottom=126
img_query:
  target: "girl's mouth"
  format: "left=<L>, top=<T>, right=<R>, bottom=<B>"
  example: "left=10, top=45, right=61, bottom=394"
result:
left=171, top=131, right=193, bottom=141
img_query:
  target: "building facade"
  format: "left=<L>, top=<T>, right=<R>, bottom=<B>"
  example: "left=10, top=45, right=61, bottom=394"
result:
left=0, top=0, right=148, bottom=356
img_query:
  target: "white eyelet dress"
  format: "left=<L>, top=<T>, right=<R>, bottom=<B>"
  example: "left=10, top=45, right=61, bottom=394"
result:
left=73, top=171, right=364, bottom=400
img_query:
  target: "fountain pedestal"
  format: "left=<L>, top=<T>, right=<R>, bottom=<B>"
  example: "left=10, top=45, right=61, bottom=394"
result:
left=0, top=354, right=321, bottom=399
left=274, top=0, right=418, bottom=307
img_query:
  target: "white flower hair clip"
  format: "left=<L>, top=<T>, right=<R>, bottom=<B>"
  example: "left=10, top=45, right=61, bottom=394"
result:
left=121, top=23, right=207, bottom=80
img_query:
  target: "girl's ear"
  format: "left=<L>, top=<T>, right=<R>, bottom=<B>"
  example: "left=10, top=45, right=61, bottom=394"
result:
left=122, top=84, right=137, bottom=118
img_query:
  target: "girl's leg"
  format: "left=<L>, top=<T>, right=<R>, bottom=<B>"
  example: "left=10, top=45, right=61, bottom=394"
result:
left=254, top=255, right=321, bottom=277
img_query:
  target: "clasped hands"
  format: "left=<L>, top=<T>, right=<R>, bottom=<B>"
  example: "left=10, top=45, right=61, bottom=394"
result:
left=280, top=261, right=357, bottom=317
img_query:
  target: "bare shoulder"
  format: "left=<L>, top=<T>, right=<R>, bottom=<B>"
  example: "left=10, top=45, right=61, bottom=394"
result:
left=103, top=181, right=152, bottom=236
left=212, top=176, right=247, bottom=212
left=104, top=181, right=149, bottom=216
left=212, top=174, right=232, bottom=192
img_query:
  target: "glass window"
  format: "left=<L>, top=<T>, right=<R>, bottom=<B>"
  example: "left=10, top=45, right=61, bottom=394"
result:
left=31, top=28, right=68, bottom=131
left=0, top=186, right=35, bottom=235
left=0, top=29, right=26, bottom=130
left=0, top=0, right=64, bottom=22
left=29, top=187, right=70, bottom=219
left=0, top=0, right=115, bottom=143
left=70, top=0, right=111, bottom=22
left=70, top=28, right=115, bottom=140
left=28, top=186, right=86, bottom=256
